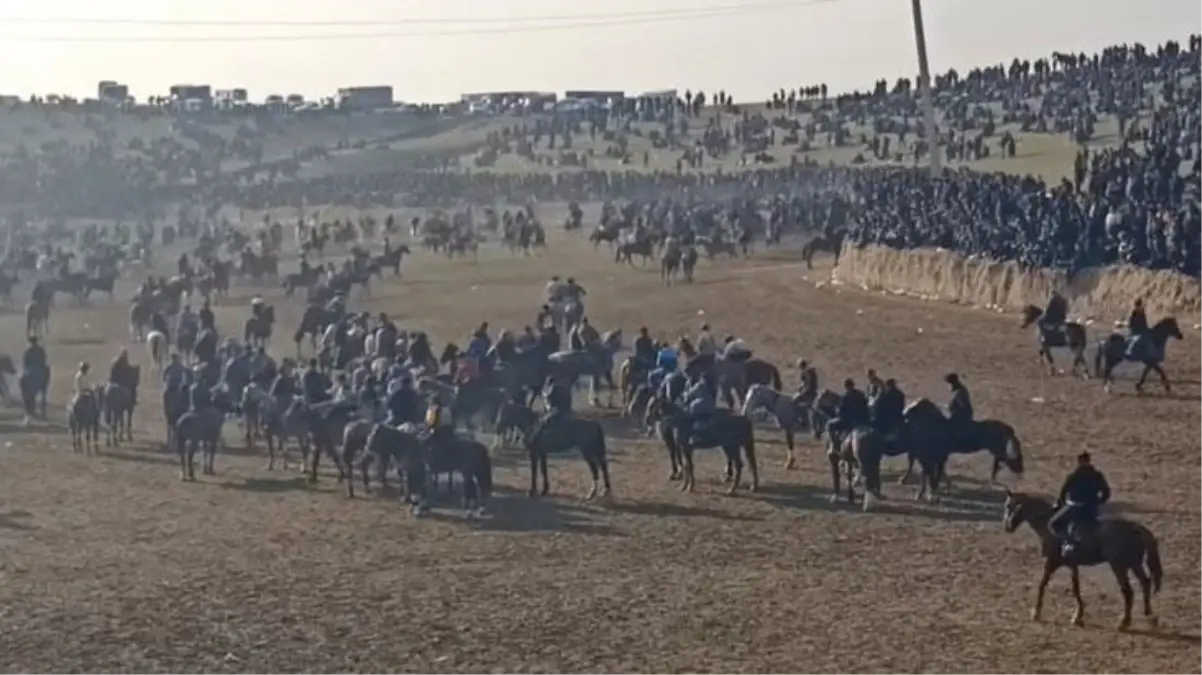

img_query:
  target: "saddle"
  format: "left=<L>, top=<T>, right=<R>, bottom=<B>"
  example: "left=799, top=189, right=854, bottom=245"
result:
left=1042, top=326, right=1067, bottom=348
left=1061, top=519, right=1102, bottom=560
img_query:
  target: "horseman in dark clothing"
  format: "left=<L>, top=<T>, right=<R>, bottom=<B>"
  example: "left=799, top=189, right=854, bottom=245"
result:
left=487, top=330, right=518, bottom=366
left=1040, top=290, right=1069, bottom=340
left=1048, top=452, right=1112, bottom=557
left=269, top=367, right=298, bottom=400
left=532, top=376, right=573, bottom=445
left=1127, top=298, right=1148, bottom=337
left=109, top=347, right=137, bottom=404
left=302, top=358, right=330, bottom=405
left=825, top=378, right=870, bottom=447
left=188, top=366, right=212, bottom=411
left=20, top=335, right=48, bottom=423
left=386, top=377, right=423, bottom=427
left=945, top=372, right=974, bottom=446
left=633, top=327, right=656, bottom=369
left=870, top=378, right=905, bottom=442
left=199, top=300, right=215, bottom=333
left=792, top=359, right=819, bottom=411
left=178, top=253, right=193, bottom=279
left=150, top=310, right=170, bottom=339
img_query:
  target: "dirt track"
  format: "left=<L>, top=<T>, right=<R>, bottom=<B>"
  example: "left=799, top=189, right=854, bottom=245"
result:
left=0, top=217, right=1197, bottom=673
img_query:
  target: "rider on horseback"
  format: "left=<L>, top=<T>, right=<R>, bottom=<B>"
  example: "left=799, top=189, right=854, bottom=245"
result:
left=569, top=317, right=599, bottom=352
left=302, top=358, right=330, bottom=406
left=648, top=342, right=678, bottom=391
left=1040, top=291, right=1069, bottom=340
left=722, top=335, right=752, bottom=362
left=825, top=378, right=870, bottom=449
left=1127, top=298, right=1148, bottom=337
left=109, top=348, right=136, bottom=404
left=683, top=371, right=717, bottom=443
left=532, top=376, right=573, bottom=445
left=1048, top=452, right=1112, bottom=558
left=945, top=373, right=974, bottom=447
left=870, top=378, right=906, bottom=447
left=792, top=359, right=819, bottom=410
left=187, top=365, right=211, bottom=411
left=865, top=369, right=885, bottom=402
left=386, top=375, right=423, bottom=427
left=633, top=327, right=656, bottom=371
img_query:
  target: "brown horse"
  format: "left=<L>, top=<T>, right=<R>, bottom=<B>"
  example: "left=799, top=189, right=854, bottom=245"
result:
left=1002, top=490, right=1163, bottom=631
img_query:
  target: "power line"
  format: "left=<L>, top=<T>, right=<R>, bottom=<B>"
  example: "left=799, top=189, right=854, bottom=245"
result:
left=1, top=0, right=829, bottom=28
left=2, top=0, right=836, bottom=43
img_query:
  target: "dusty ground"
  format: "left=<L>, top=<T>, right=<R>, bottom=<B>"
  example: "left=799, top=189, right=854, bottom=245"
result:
left=0, top=210, right=1198, bottom=673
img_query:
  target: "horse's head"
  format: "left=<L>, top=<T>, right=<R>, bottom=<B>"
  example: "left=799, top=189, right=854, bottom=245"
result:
left=1001, top=489, right=1051, bottom=534
left=1152, top=317, right=1183, bottom=343
left=1019, top=304, right=1042, bottom=329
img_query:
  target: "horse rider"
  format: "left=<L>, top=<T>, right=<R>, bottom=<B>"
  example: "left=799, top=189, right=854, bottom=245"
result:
left=386, top=373, right=424, bottom=427
left=791, top=359, right=820, bottom=415
left=187, top=365, right=211, bottom=412
left=488, top=329, right=518, bottom=368
left=375, top=314, right=398, bottom=360
left=409, top=332, right=435, bottom=373
left=533, top=375, right=574, bottom=444
left=151, top=309, right=170, bottom=339
left=425, top=395, right=456, bottom=445
left=30, top=280, right=50, bottom=307
left=516, top=326, right=538, bottom=352
left=722, top=335, right=752, bottom=362
left=17, top=337, right=45, bottom=425
left=1048, top=452, right=1112, bottom=558
left=682, top=371, right=718, bottom=441
left=633, top=327, right=656, bottom=371
left=865, top=369, right=885, bottom=401
left=178, top=252, right=192, bottom=278
left=179, top=304, right=199, bottom=336
left=545, top=275, right=564, bottom=305
left=648, top=342, right=678, bottom=392
left=696, top=324, right=717, bottom=356
left=825, top=378, right=870, bottom=449
left=564, top=277, right=587, bottom=301
left=199, top=299, right=215, bottom=333
left=73, top=361, right=93, bottom=397
left=870, top=378, right=906, bottom=445
left=358, top=376, right=381, bottom=422
left=162, top=353, right=188, bottom=390
left=569, top=317, right=599, bottom=352
left=302, top=358, right=331, bottom=406
left=536, top=304, right=554, bottom=331
left=466, top=322, right=492, bottom=374
left=1127, top=298, right=1148, bottom=337
left=1041, top=290, right=1069, bottom=336
left=945, top=373, right=974, bottom=447
left=109, top=347, right=134, bottom=397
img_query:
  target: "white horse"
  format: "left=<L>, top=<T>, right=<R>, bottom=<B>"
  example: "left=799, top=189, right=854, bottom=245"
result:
left=146, top=330, right=168, bottom=373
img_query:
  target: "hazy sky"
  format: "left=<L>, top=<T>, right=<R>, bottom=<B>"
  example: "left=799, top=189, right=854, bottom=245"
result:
left=1, top=0, right=1197, bottom=103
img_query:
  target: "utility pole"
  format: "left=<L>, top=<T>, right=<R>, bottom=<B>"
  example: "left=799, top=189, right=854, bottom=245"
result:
left=910, top=0, right=941, bottom=175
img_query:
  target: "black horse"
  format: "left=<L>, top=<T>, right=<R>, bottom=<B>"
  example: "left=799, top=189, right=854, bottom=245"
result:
left=425, top=433, right=494, bottom=516
left=18, top=365, right=50, bottom=421
left=1020, top=305, right=1088, bottom=376
left=1093, top=317, right=1183, bottom=394
left=1002, top=490, right=1163, bottom=631
left=357, top=423, right=428, bottom=511
left=524, top=417, right=611, bottom=499
left=893, top=399, right=1023, bottom=491
left=174, top=389, right=239, bottom=480
left=651, top=401, right=759, bottom=494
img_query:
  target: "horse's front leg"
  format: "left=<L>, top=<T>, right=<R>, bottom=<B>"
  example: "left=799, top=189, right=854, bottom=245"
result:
left=1069, top=565, right=1085, bottom=627
left=527, top=451, right=540, bottom=498
left=827, top=451, right=842, bottom=503
left=1151, top=364, right=1170, bottom=393
left=539, top=454, right=550, bottom=497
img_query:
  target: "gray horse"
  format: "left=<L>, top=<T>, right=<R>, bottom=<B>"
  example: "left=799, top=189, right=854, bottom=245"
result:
left=260, top=394, right=312, bottom=471
left=174, top=391, right=237, bottom=480
left=69, top=389, right=102, bottom=455
left=99, top=378, right=139, bottom=447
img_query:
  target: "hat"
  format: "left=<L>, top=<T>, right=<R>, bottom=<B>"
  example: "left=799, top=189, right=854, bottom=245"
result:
left=944, top=373, right=961, bottom=384
left=1077, top=452, right=1091, bottom=463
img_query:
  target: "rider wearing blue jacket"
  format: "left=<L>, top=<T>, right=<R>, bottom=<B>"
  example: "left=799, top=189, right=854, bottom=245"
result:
left=647, top=344, right=678, bottom=391
left=683, top=372, right=717, bottom=439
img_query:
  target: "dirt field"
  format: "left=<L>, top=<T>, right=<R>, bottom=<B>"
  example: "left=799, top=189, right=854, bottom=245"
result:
left=0, top=209, right=1198, bottom=673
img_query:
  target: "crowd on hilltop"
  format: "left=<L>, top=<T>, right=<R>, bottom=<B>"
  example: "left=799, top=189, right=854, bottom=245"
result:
left=2, top=36, right=1199, bottom=276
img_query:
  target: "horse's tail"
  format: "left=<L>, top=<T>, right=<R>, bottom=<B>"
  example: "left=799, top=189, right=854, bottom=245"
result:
left=1143, top=528, right=1163, bottom=594
left=770, top=365, right=782, bottom=391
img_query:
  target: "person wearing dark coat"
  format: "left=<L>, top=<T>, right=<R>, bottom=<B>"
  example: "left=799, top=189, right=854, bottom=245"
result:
left=1048, top=452, right=1112, bottom=556
left=945, top=372, right=974, bottom=446
left=150, top=311, right=170, bottom=339
left=826, top=378, right=870, bottom=443
left=386, top=382, right=423, bottom=427
left=532, top=377, right=574, bottom=446
left=870, top=378, right=905, bottom=436
left=633, top=327, right=656, bottom=369
left=302, top=359, right=330, bottom=405
left=188, top=368, right=212, bottom=412
left=1127, top=298, right=1148, bottom=336
left=1041, top=291, right=1068, bottom=332
left=199, top=301, right=215, bottom=332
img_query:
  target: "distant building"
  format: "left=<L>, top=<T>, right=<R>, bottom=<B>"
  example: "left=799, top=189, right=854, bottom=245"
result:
left=564, top=90, right=625, bottom=103
left=169, top=84, right=212, bottom=102
left=215, top=88, right=248, bottom=103
left=337, top=86, right=393, bottom=111
left=97, top=80, right=130, bottom=104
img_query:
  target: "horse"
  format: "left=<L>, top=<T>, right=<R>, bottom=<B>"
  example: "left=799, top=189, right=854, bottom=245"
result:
left=890, top=398, right=953, bottom=501
left=661, top=246, right=682, bottom=285
left=25, top=299, right=50, bottom=338
left=698, top=238, right=738, bottom=259
left=356, top=423, right=429, bottom=512
left=523, top=418, right=612, bottom=499
left=652, top=402, right=759, bottom=494
left=99, top=377, right=139, bottom=447
left=739, top=384, right=801, bottom=469
left=174, top=390, right=238, bottom=480
left=68, top=389, right=102, bottom=456
left=1002, top=490, right=1163, bottom=631
left=827, top=426, right=884, bottom=510
left=616, top=239, right=654, bottom=266
left=1020, top=305, right=1088, bottom=376
left=244, top=307, right=275, bottom=349
left=681, top=246, right=698, bottom=283
left=146, top=330, right=168, bottom=373
left=425, top=434, right=494, bottom=516
left=259, top=394, right=312, bottom=471
left=18, top=365, right=50, bottom=422
left=1093, top=317, right=1183, bottom=394
left=493, top=399, right=537, bottom=448
left=799, top=232, right=842, bottom=269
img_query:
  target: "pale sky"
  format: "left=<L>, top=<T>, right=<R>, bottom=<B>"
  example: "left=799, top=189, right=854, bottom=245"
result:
left=1, top=0, right=1197, bottom=103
